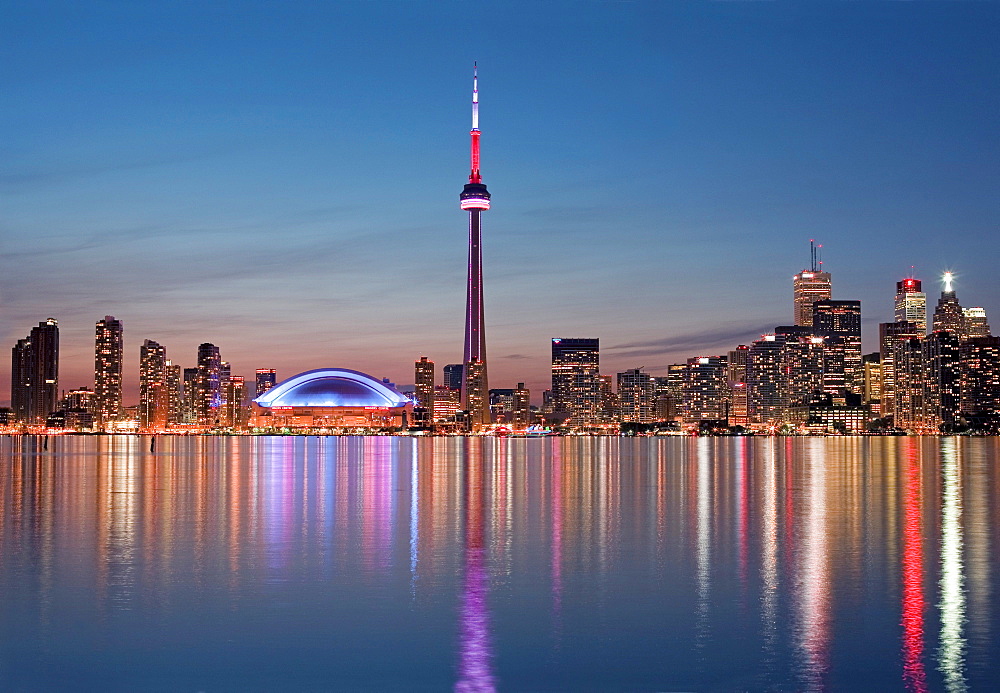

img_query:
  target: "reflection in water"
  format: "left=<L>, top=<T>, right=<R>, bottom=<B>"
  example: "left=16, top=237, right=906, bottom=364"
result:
left=1, top=435, right=999, bottom=691
left=901, top=440, right=927, bottom=692
left=455, top=445, right=495, bottom=692
left=796, top=439, right=830, bottom=692
left=938, top=438, right=968, bottom=692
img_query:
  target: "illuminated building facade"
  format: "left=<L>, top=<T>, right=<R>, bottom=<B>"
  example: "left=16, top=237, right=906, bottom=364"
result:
left=923, top=330, right=962, bottom=428
left=414, top=356, right=435, bottom=424
left=460, top=65, right=491, bottom=428
left=813, top=299, right=862, bottom=395
left=195, top=343, right=221, bottom=426
left=166, top=362, right=182, bottom=424
left=434, top=385, right=461, bottom=424
left=94, top=315, right=123, bottom=427
left=863, top=353, right=882, bottom=417
left=551, top=338, right=601, bottom=425
left=222, top=376, right=247, bottom=429
left=512, top=383, right=531, bottom=429
left=682, top=356, right=728, bottom=424
left=893, top=337, right=925, bottom=430
left=793, top=243, right=831, bottom=327
left=255, top=369, right=277, bottom=397
left=617, top=368, right=654, bottom=423
left=779, top=330, right=826, bottom=408
left=962, top=307, right=991, bottom=339
left=443, top=364, right=463, bottom=392
left=727, top=345, right=749, bottom=425
left=960, top=337, right=1000, bottom=425
left=488, top=388, right=515, bottom=422
left=879, top=321, right=922, bottom=420
left=895, top=278, right=927, bottom=334
left=182, top=367, right=199, bottom=423
left=747, top=336, right=785, bottom=424
left=10, top=318, right=59, bottom=425
left=139, top=339, right=168, bottom=431
left=252, top=368, right=412, bottom=430
left=932, top=272, right=965, bottom=334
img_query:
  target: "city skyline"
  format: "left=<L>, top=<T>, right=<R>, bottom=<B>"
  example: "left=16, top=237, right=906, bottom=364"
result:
left=4, top=2, right=998, bottom=403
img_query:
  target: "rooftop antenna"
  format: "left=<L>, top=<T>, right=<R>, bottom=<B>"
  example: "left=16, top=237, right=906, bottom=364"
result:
left=817, top=243, right=824, bottom=271
left=810, top=240, right=817, bottom=272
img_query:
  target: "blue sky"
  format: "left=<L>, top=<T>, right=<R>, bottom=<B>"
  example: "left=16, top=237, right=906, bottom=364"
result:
left=3, top=1, right=998, bottom=403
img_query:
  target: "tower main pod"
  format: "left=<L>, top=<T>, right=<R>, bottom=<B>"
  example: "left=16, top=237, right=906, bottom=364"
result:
left=460, top=64, right=491, bottom=427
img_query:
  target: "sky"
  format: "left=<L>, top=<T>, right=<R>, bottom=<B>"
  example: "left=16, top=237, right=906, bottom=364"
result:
left=3, top=1, right=998, bottom=405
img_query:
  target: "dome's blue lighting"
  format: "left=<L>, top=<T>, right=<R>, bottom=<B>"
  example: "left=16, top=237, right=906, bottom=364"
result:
left=254, top=369, right=409, bottom=409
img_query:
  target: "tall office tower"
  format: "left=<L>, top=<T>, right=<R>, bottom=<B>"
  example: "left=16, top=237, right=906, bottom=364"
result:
left=894, top=278, right=927, bottom=334
left=879, top=321, right=922, bottom=420
left=775, top=326, right=826, bottom=407
left=681, top=356, right=728, bottom=424
left=813, top=300, right=862, bottom=395
left=182, top=368, right=199, bottom=423
left=598, top=374, right=618, bottom=422
left=195, top=343, right=222, bottom=426
left=726, top=345, right=750, bottom=425
left=617, top=368, right=654, bottom=423
left=443, top=364, right=464, bottom=392
left=165, top=362, right=182, bottom=424
left=893, top=337, right=925, bottom=430
left=459, top=65, right=492, bottom=427
left=414, top=357, right=435, bottom=422
left=932, top=272, right=965, bottom=334
left=10, top=319, right=59, bottom=425
left=960, top=337, right=1000, bottom=422
left=862, top=353, right=883, bottom=417
left=222, top=376, right=247, bottom=429
left=219, top=361, right=232, bottom=411
left=793, top=241, right=832, bottom=327
left=512, top=383, right=530, bottom=429
left=551, top=338, right=601, bottom=425
left=922, top=330, right=962, bottom=429
left=94, top=315, right=123, bottom=427
left=255, top=369, right=277, bottom=397
left=747, top=336, right=785, bottom=424
left=962, top=307, right=991, bottom=339
left=139, top=339, right=168, bottom=431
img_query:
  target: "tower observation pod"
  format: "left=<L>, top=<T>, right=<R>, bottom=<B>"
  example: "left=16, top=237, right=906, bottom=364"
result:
left=460, top=63, right=491, bottom=428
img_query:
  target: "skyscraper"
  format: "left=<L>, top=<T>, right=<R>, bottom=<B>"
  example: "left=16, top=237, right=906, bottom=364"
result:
left=460, top=64, right=491, bottom=428
left=923, top=330, right=962, bottom=429
left=617, top=368, right=654, bottom=423
left=894, top=278, right=927, bottom=334
left=414, top=356, right=435, bottom=424
left=960, top=337, right=1000, bottom=426
left=962, top=307, right=991, bottom=339
left=195, top=343, right=222, bottom=426
left=682, top=356, right=728, bottom=424
left=10, top=319, right=59, bottom=425
left=443, top=364, right=464, bottom=392
left=165, top=361, right=182, bottom=425
left=793, top=241, right=831, bottom=327
left=551, top=338, right=601, bottom=425
left=255, top=369, right=277, bottom=397
left=932, top=272, right=965, bottom=334
left=139, top=339, right=168, bottom=431
left=512, top=383, right=531, bottom=430
left=94, top=315, right=123, bottom=428
left=879, top=321, right=922, bottom=420
left=813, top=300, right=862, bottom=395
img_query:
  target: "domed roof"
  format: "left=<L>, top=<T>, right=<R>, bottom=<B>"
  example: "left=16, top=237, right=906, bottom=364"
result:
left=254, top=369, right=410, bottom=409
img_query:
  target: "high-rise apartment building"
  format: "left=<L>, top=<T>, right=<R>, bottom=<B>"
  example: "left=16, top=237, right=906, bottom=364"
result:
left=182, top=367, right=199, bottom=423
left=165, top=361, right=182, bottom=424
left=414, top=357, right=435, bottom=422
left=932, top=272, right=965, bottom=334
left=139, top=339, right=168, bottom=431
left=255, top=369, right=277, bottom=398
left=893, top=337, right=925, bottom=430
left=10, top=319, right=59, bottom=425
left=195, top=343, right=222, bottom=426
left=813, top=300, right=862, bottom=395
left=747, top=336, right=785, bottom=424
left=862, top=353, right=882, bottom=417
left=682, top=356, right=728, bottom=424
left=222, top=376, right=247, bottom=429
left=551, top=338, right=601, bottom=425
left=617, top=368, right=654, bottom=423
left=894, top=278, right=927, bottom=334
left=94, top=316, right=123, bottom=427
left=960, top=337, right=1000, bottom=422
left=726, top=345, right=750, bottom=425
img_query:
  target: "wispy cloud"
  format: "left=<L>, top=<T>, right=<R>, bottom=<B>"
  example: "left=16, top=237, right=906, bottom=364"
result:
left=606, top=319, right=784, bottom=359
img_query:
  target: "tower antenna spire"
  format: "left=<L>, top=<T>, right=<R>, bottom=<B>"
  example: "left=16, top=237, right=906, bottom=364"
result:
left=469, top=62, right=481, bottom=184
left=810, top=240, right=816, bottom=272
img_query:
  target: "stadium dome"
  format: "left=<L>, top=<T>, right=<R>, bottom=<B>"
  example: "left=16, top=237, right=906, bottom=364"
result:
left=254, top=369, right=410, bottom=409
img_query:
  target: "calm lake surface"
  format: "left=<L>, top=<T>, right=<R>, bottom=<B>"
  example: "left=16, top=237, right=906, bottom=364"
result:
left=1, top=435, right=998, bottom=691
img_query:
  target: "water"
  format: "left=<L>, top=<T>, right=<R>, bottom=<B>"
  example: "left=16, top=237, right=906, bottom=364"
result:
left=1, top=435, right=998, bottom=691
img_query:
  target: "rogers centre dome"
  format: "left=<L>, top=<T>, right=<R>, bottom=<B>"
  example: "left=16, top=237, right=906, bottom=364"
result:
left=252, top=368, right=412, bottom=430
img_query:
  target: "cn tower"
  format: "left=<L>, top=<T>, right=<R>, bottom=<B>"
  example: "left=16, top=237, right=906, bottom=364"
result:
left=460, top=63, right=491, bottom=427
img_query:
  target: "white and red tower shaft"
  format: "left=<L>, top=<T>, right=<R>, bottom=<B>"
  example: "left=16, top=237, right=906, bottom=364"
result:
left=459, top=64, right=491, bottom=427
